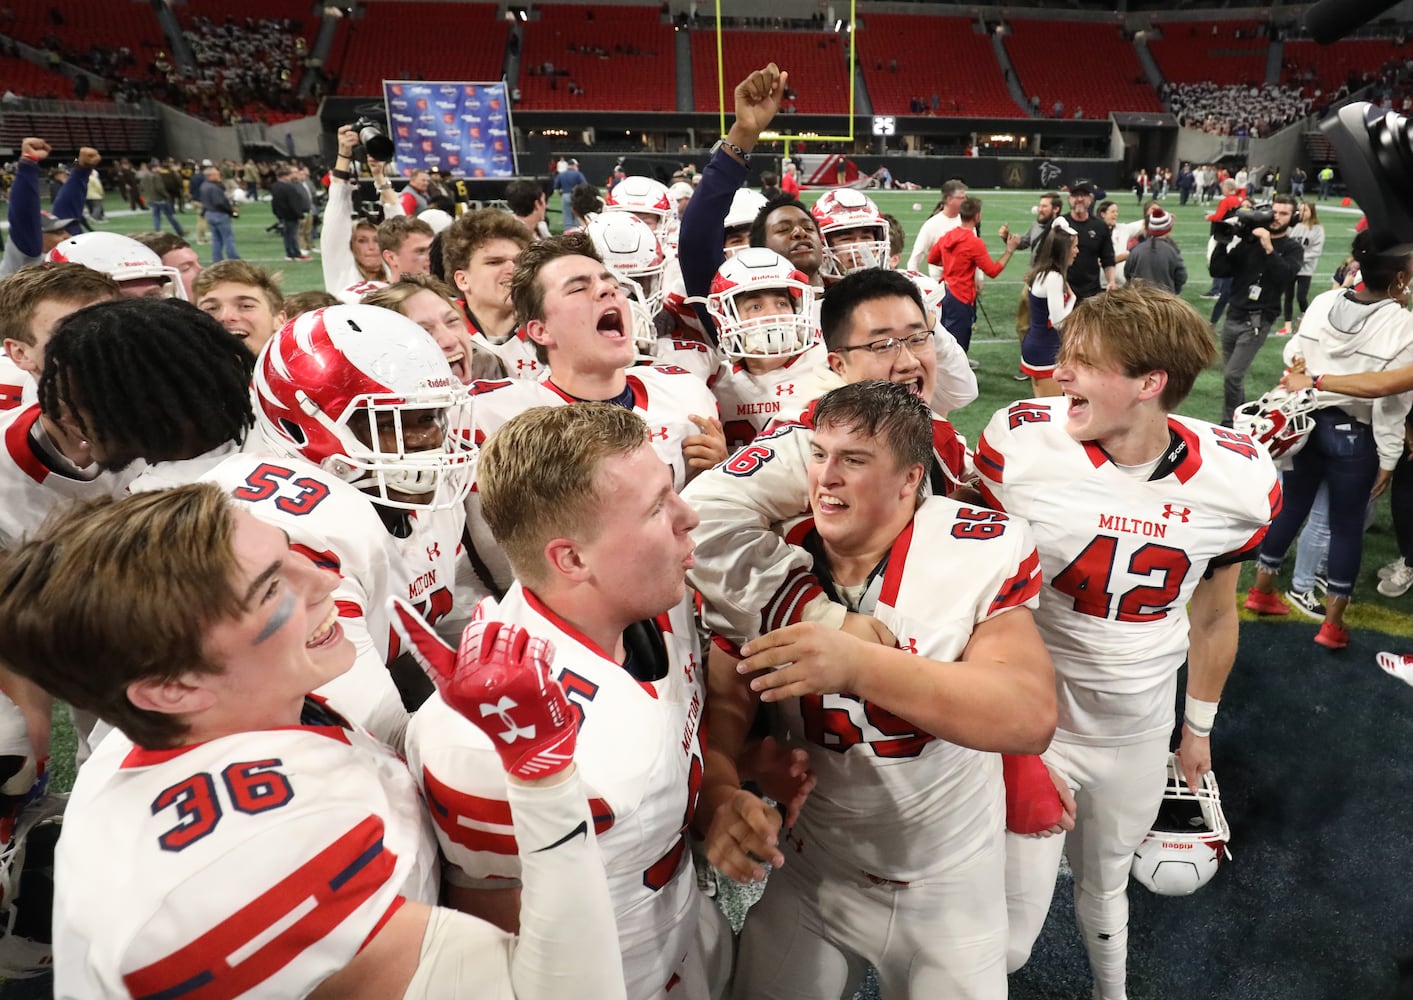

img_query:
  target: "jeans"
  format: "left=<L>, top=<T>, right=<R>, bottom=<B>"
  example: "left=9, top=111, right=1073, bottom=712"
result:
left=1258, top=410, right=1378, bottom=598
left=1220, top=310, right=1274, bottom=425
left=151, top=199, right=184, bottom=236
left=206, top=211, right=239, bottom=262
left=1290, top=481, right=1329, bottom=593
left=279, top=218, right=303, bottom=258
left=1209, top=276, right=1233, bottom=325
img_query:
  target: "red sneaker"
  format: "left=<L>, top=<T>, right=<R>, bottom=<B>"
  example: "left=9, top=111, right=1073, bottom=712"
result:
left=1314, top=622, right=1350, bottom=649
left=1244, top=587, right=1290, bottom=615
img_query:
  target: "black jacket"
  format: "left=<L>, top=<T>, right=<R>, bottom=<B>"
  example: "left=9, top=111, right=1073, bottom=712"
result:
left=269, top=178, right=309, bottom=222
left=1209, top=232, right=1304, bottom=321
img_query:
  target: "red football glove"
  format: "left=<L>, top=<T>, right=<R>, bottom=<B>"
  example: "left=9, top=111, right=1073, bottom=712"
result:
left=1002, top=753, right=1064, bottom=835
left=390, top=600, right=576, bottom=781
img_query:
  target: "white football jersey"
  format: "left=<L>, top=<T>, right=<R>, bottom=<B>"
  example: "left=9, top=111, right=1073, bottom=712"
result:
left=975, top=399, right=1279, bottom=744
left=54, top=714, right=439, bottom=999
left=0, top=352, right=34, bottom=412
left=647, top=336, right=719, bottom=383
left=711, top=344, right=828, bottom=449
left=0, top=404, right=132, bottom=551
left=777, top=499, right=1041, bottom=882
left=462, top=367, right=720, bottom=600
left=197, top=452, right=411, bottom=747
left=683, top=403, right=970, bottom=646
left=461, top=304, right=548, bottom=382
left=385, top=500, right=473, bottom=650
left=406, top=585, right=705, bottom=1000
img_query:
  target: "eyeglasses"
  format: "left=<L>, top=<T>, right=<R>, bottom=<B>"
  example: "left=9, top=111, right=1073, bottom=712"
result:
left=835, top=331, right=934, bottom=357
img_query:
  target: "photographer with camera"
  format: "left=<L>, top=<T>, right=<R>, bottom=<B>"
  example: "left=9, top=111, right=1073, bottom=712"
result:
left=321, top=123, right=405, bottom=301
left=1210, top=194, right=1304, bottom=426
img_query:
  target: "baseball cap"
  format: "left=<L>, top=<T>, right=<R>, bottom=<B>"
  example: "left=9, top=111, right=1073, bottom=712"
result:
left=1147, top=209, right=1173, bottom=236
left=1070, top=182, right=1093, bottom=197
left=668, top=181, right=693, bottom=201
left=40, top=211, right=77, bottom=234
left=200, top=158, right=213, bottom=167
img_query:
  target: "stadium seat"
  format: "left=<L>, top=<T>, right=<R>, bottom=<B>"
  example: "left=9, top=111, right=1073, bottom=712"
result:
left=519, top=6, right=674, bottom=111
left=692, top=30, right=849, bottom=115
left=337, top=3, right=509, bottom=95
left=1147, top=20, right=1268, bottom=86
left=1005, top=21, right=1163, bottom=119
left=854, top=14, right=1023, bottom=119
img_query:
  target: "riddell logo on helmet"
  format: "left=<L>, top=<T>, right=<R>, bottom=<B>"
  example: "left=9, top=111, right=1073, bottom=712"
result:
left=1160, top=841, right=1194, bottom=849
left=424, top=376, right=454, bottom=389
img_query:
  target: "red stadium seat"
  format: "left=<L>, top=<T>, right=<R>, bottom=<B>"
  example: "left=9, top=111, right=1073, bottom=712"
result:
left=692, top=30, right=849, bottom=115
left=519, top=6, right=674, bottom=111
left=1005, top=21, right=1163, bottom=119
left=337, top=3, right=509, bottom=95
left=1147, top=20, right=1268, bottom=86
left=855, top=15, right=1023, bottom=119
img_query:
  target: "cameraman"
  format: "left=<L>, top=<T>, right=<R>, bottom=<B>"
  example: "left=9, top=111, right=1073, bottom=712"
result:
left=1210, top=194, right=1304, bottom=425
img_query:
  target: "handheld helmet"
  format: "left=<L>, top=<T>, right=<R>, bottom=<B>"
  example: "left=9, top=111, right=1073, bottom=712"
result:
left=1233, top=387, right=1319, bottom=462
left=1130, top=754, right=1232, bottom=896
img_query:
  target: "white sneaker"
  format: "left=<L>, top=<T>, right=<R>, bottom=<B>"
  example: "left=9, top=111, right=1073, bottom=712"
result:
left=1377, top=651, right=1413, bottom=687
left=1377, top=558, right=1406, bottom=581
left=1378, top=561, right=1413, bottom=597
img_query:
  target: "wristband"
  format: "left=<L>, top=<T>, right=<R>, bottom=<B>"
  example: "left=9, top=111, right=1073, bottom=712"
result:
left=1313, top=374, right=1325, bottom=391
left=1183, top=695, right=1219, bottom=737
left=710, top=138, right=751, bottom=164
left=21, top=153, right=40, bottom=163
left=331, top=168, right=352, bottom=181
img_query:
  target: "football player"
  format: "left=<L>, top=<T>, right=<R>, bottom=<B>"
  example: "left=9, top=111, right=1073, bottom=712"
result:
left=462, top=233, right=724, bottom=601
left=40, top=300, right=474, bottom=748
left=682, top=268, right=971, bottom=648
left=441, top=209, right=541, bottom=378
left=699, top=381, right=1054, bottom=999
left=406, top=404, right=715, bottom=1000
left=0, top=482, right=627, bottom=1000
left=974, top=285, right=1279, bottom=999
left=0, top=262, right=119, bottom=414
left=193, top=260, right=287, bottom=355
left=45, top=231, right=186, bottom=300
left=699, top=247, right=824, bottom=448
left=604, top=175, right=677, bottom=246
left=812, top=189, right=892, bottom=281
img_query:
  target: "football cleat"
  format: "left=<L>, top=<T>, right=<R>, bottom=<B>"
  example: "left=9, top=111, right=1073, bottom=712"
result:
left=390, top=602, right=576, bottom=780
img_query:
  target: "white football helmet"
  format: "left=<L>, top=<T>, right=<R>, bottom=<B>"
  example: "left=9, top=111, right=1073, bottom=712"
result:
left=723, top=187, right=769, bottom=255
left=45, top=231, right=187, bottom=300
left=1233, top=387, right=1320, bottom=462
left=900, top=268, right=948, bottom=330
left=586, top=213, right=667, bottom=354
left=705, top=247, right=818, bottom=359
left=1130, top=754, right=1232, bottom=896
left=253, top=304, right=475, bottom=509
left=604, top=175, right=674, bottom=239
left=811, top=188, right=890, bottom=279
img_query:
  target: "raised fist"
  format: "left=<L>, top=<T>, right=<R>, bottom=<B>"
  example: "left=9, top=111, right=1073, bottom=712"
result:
left=76, top=147, right=100, bottom=168
left=20, top=138, right=51, bottom=162
left=390, top=601, right=576, bottom=781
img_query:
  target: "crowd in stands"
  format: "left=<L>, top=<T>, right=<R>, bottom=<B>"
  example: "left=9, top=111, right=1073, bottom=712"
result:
left=1165, top=81, right=1315, bottom=137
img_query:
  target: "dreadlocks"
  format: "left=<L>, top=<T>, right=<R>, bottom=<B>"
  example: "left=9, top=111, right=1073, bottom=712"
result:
left=39, top=298, right=255, bottom=469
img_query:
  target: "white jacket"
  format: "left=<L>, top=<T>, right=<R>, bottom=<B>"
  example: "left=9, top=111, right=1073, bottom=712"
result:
left=1285, top=288, right=1413, bottom=469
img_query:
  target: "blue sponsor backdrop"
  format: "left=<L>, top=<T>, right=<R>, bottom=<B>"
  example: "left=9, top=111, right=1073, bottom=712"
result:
left=383, top=80, right=516, bottom=179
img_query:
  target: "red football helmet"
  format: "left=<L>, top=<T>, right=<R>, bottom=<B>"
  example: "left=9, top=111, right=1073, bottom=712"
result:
left=811, top=188, right=890, bottom=279
left=252, top=304, right=474, bottom=509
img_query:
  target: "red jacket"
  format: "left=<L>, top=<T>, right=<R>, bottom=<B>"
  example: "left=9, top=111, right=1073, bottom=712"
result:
left=928, top=225, right=1008, bottom=306
left=781, top=172, right=800, bottom=197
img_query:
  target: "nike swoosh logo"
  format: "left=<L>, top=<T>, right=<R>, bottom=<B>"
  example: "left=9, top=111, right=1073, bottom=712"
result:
left=533, top=819, right=588, bottom=853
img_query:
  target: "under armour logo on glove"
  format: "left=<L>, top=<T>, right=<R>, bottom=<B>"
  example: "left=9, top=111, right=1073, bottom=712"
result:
left=481, top=697, right=537, bottom=743
left=390, top=601, right=577, bottom=780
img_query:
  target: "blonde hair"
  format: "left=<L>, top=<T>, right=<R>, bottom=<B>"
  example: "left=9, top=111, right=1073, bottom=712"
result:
left=1059, top=285, right=1216, bottom=410
left=0, top=262, right=120, bottom=347
left=479, top=403, right=648, bottom=588
left=0, top=484, right=241, bottom=748
left=361, top=273, right=460, bottom=313
left=193, top=259, right=284, bottom=314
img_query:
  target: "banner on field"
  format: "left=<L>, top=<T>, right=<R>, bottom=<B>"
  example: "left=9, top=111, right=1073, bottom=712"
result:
left=383, top=80, right=517, bottom=179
